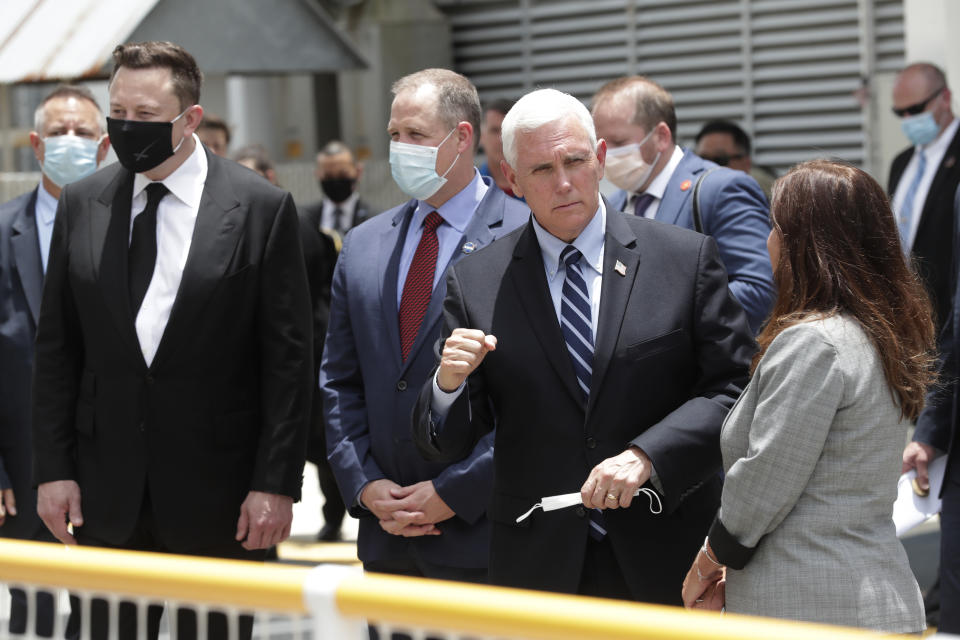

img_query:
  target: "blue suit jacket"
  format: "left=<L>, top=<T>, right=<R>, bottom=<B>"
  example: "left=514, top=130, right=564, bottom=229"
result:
left=0, top=188, right=46, bottom=540
left=609, top=150, right=774, bottom=332
left=321, top=178, right=529, bottom=568
left=914, top=183, right=960, bottom=490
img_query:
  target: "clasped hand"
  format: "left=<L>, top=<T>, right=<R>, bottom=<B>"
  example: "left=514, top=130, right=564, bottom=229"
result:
left=362, top=479, right=454, bottom=537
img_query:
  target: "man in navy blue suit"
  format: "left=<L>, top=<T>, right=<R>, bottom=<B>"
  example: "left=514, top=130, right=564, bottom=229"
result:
left=0, top=84, right=110, bottom=636
left=591, top=76, right=774, bottom=332
left=321, top=68, right=528, bottom=582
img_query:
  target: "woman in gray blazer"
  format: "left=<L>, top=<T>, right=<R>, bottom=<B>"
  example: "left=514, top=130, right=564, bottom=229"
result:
left=682, top=159, right=935, bottom=633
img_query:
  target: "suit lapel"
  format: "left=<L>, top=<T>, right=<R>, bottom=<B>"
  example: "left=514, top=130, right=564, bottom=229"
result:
left=91, top=168, right=145, bottom=363
left=149, top=153, right=244, bottom=370
left=656, top=150, right=699, bottom=228
left=10, top=190, right=43, bottom=325
left=586, top=210, right=640, bottom=418
left=380, top=202, right=415, bottom=371
left=920, top=128, right=960, bottom=225
left=509, top=223, right=584, bottom=405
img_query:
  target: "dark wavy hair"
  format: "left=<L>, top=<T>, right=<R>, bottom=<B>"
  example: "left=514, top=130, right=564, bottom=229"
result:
left=756, top=159, right=937, bottom=421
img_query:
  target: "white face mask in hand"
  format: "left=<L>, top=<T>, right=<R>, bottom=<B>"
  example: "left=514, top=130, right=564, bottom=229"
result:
left=603, top=127, right=660, bottom=193
left=515, top=487, right=663, bottom=523
left=390, top=127, right=461, bottom=200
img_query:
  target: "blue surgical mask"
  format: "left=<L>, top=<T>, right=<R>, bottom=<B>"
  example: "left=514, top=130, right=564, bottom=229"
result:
left=389, top=127, right=460, bottom=200
left=902, top=111, right=941, bottom=147
left=42, top=134, right=101, bottom=187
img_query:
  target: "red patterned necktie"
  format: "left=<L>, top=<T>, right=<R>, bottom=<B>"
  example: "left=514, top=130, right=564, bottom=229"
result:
left=399, top=211, right=444, bottom=360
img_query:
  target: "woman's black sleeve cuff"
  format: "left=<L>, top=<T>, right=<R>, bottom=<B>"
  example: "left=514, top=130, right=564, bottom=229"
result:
left=708, top=515, right=757, bottom=570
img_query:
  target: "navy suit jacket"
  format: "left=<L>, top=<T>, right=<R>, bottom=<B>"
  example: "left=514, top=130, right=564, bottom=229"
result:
left=914, top=183, right=960, bottom=490
left=0, top=189, right=45, bottom=540
left=321, top=177, right=528, bottom=568
left=609, top=149, right=774, bottom=332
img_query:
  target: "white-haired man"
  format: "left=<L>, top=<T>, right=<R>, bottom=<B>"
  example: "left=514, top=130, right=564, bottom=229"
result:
left=413, top=88, right=755, bottom=603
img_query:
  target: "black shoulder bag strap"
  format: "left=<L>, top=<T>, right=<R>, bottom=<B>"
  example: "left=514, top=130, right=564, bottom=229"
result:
left=692, top=166, right=723, bottom=234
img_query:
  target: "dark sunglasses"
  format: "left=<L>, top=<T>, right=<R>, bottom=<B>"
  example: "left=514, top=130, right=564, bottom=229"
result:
left=701, top=153, right=745, bottom=167
left=892, top=86, right=945, bottom=118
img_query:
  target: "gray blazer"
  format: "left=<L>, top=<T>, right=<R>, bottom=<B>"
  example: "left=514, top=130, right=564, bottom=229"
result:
left=715, top=315, right=924, bottom=632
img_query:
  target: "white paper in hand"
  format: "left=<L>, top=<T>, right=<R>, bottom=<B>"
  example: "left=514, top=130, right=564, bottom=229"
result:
left=893, top=455, right=947, bottom=537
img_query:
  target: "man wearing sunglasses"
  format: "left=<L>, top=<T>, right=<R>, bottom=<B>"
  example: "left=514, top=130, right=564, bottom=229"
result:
left=889, top=62, right=959, bottom=334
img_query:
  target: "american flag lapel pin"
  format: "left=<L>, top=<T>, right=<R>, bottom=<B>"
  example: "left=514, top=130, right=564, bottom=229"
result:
left=614, top=260, right=627, bottom=276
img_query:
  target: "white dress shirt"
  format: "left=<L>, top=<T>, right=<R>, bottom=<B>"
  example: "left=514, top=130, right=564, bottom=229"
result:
left=320, top=191, right=360, bottom=231
left=629, top=145, right=685, bottom=218
left=130, top=135, right=208, bottom=366
left=892, top=117, right=960, bottom=251
left=34, top=183, right=58, bottom=273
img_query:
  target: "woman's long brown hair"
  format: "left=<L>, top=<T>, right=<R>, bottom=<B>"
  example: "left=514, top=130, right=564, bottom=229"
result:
left=756, top=159, right=937, bottom=421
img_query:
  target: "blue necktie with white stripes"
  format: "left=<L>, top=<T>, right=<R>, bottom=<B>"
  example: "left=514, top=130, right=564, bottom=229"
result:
left=559, top=245, right=606, bottom=540
left=560, top=245, right=593, bottom=400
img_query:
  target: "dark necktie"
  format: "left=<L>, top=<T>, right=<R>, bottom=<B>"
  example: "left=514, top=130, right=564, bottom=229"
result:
left=398, top=211, right=444, bottom=361
left=129, top=182, right=168, bottom=315
left=632, top=192, right=655, bottom=217
left=334, top=206, right=346, bottom=235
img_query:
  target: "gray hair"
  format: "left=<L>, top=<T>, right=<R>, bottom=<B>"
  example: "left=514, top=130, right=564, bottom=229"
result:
left=33, top=84, right=103, bottom=134
left=501, top=89, right=597, bottom=168
left=319, top=139, right=352, bottom=158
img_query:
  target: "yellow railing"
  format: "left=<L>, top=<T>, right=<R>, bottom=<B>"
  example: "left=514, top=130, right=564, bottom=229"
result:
left=0, top=539, right=912, bottom=640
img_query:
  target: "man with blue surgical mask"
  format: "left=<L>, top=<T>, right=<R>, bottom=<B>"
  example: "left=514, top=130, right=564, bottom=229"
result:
left=321, top=68, right=528, bottom=585
left=890, top=62, right=959, bottom=335
left=27, top=85, right=111, bottom=270
left=0, top=84, right=107, bottom=637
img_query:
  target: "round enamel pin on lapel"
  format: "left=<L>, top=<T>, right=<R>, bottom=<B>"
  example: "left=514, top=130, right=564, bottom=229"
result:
left=461, top=241, right=477, bottom=254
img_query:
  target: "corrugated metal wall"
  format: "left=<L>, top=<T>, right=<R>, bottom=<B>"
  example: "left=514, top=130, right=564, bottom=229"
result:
left=435, top=0, right=904, bottom=175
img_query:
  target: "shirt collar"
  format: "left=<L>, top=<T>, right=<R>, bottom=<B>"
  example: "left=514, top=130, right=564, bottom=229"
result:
left=532, top=196, right=606, bottom=278
left=413, top=169, right=488, bottom=234
left=35, top=182, right=58, bottom=225
left=132, top=133, right=207, bottom=208
left=918, top=116, right=959, bottom=154
left=643, top=145, right=685, bottom=200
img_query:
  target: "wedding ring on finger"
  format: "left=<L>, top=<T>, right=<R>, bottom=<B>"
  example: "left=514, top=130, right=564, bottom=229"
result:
left=606, top=493, right=617, bottom=502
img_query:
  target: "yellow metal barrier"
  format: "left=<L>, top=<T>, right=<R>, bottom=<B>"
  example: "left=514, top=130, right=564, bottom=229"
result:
left=0, top=539, right=915, bottom=639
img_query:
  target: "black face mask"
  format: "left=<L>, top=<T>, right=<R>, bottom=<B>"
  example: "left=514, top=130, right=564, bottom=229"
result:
left=320, top=177, right=356, bottom=203
left=107, top=110, right=187, bottom=173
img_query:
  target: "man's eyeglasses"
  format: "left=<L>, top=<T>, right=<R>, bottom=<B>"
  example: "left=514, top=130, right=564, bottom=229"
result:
left=892, top=86, right=945, bottom=118
left=701, top=153, right=745, bottom=167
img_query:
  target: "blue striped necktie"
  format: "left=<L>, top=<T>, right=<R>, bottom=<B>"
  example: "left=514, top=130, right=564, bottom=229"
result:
left=560, top=245, right=593, bottom=400
left=559, top=245, right=607, bottom=540
left=898, top=150, right=927, bottom=248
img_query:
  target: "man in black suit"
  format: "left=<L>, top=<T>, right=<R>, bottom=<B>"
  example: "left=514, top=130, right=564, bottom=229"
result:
left=299, top=139, right=376, bottom=542
left=32, top=41, right=312, bottom=639
left=903, top=183, right=960, bottom=634
left=296, top=207, right=342, bottom=541
left=889, top=62, right=959, bottom=331
left=302, top=140, right=376, bottom=243
left=413, top=88, right=754, bottom=603
left=0, top=83, right=110, bottom=636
